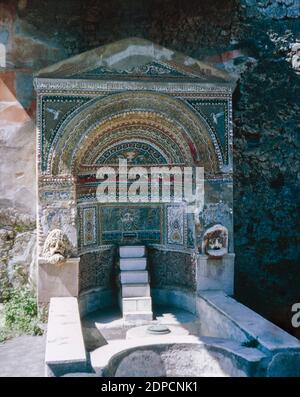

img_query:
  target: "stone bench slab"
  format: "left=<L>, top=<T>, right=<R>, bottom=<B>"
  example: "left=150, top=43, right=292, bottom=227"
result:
left=45, top=297, right=86, bottom=376
left=198, top=291, right=300, bottom=353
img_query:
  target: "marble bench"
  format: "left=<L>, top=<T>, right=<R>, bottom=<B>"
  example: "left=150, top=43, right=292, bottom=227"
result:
left=197, top=290, right=300, bottom=376
left=45, top=297, right=87, bottom=377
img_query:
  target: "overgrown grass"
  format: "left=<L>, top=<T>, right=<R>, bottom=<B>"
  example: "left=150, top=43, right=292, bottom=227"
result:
left=0, top=288, right=43, bottom=342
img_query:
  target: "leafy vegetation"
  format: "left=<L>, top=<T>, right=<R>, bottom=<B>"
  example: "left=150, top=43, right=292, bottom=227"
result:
left=0, top=288, right=43, bottom=342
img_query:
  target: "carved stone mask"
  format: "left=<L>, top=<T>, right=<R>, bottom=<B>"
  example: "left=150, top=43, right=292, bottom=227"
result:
left=202, top=224, right=228, bottom=258
left=42, top=229, right=71, bottom=264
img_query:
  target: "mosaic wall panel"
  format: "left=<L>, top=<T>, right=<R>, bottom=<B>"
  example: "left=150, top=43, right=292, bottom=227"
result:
left=78, top=202, right=196, bottom=252
left=43, top=91, right=222, bottom=175
left=73, top=61, right=193, bottom=80
left=95, top=141, right=168, bottom=165
left=148, top=247, right=196, bottom=292
left=186, top=212, right=196, bottom=249
left=100, top=205, right=162, bottom=245
left=79, top=247, right=117, bottom=292
left=166, top=205, right=184, bottom=246
left=78, top=206, right=98, bottom=250
left=41, top=95, right=91, bottom=171
left=185, top=98, right=229, bottom=164
left=83, top=207, right=97, bottom=246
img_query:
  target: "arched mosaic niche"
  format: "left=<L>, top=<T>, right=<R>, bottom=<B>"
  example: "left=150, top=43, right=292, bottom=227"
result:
left=48, top=91, right=221, bottom=176
left=35, top=38, right=234, bottom=296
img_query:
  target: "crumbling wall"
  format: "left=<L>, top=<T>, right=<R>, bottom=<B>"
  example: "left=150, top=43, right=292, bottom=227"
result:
left=234, top=1, right=300, bottom=339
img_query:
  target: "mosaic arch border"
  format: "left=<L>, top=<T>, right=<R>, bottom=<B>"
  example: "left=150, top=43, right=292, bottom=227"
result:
left=45, top=91, right=224, bottom=175
left=76, top=112, right=194, bottom=168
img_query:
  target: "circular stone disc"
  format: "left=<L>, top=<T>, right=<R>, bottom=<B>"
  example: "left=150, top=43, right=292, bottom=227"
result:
left=147, top=324, right=171, bottom=335
left=126, top=324, right=189, bottom=340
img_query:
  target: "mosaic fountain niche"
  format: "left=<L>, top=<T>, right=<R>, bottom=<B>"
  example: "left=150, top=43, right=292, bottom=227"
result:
left=35, top=38, right=296, bottom=377
left=35, top=39, right=300, bottom=378
left=35, top=38, right=235, bottom=311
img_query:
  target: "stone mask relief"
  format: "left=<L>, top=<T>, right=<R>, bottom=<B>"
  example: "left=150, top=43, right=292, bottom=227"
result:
left=42, top=229, right=72, bottom=265
left=202, top=224, right=228, bottom=258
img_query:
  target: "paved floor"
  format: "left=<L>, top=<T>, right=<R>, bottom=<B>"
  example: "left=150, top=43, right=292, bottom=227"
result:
left=0, top=334, right=46, bottom=377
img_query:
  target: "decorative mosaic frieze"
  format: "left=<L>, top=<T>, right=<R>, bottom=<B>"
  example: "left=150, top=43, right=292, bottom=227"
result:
left=41, top=95, right=91, bottom=171
left=44, top=91, right=221, bottom=175
left=100, top=204, right=162, bottom=245
left=187, top=212, right=196, bottom=249
left=34, top=78, right=232, bottom=96
left=78, top=206, right=98, bottom=250
left=84, top=119, right=188, bottom=166
left=184, top=98, right=229, bottom=164
left=83, top=207, right=97, bottom=246
left=95, top=140, right=168, bottom=165
left=201, top=202, right=233, bottom=229
left=41, top=190, right=71, bottom=202
left=71, top=61, right=196, bottom=80
left=76, top=201, right=197, bottom=253
left=166, top=205, right=185, bottom=246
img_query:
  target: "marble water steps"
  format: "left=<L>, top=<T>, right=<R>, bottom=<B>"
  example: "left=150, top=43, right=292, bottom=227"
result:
left=119, top=257, right=147, bottom=271
left=122, top=311, right=153, bottom=323
left=121, top=296, right=152, bottom=312
left=119, top=245, right=146, bottom=258
left=120, top=270, right=149, bottom=284
left=121, top=283, right=150, bottom=298
left=118, top=245, right=153, bottom=322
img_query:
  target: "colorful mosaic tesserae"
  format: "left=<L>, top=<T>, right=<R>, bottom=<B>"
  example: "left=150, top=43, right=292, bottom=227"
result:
left=35, top=38, right=234, bottom=292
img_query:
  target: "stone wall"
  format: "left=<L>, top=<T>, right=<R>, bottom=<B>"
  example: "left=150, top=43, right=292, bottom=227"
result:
left=233, top=15, right=300, bottom=339
left=0, top=207, right=36, bottom=300
left=0, top=0, right=299, bottom=337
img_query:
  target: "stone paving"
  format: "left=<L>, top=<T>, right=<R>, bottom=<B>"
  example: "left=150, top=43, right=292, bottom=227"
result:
left=0, top=334, right=46, bottom=377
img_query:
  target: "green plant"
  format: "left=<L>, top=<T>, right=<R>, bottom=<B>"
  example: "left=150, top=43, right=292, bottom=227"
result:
left=0, top=328, right=10, bottom=343
left=3, top=288, right=43, bottom=336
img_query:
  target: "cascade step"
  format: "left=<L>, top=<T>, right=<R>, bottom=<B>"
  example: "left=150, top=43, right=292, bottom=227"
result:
left=123, top=311, right=153, bottom=322
left=121, top=296, right=152, bottom=313
left=121, top=283, right=150, bottom=298
left=120, top=270, right=149, bottom=284
left=119, top=257, right=147, bottom=271
left=118, top=245, right=153, bottom=322
left=119, top=246, right=146, bottom=258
